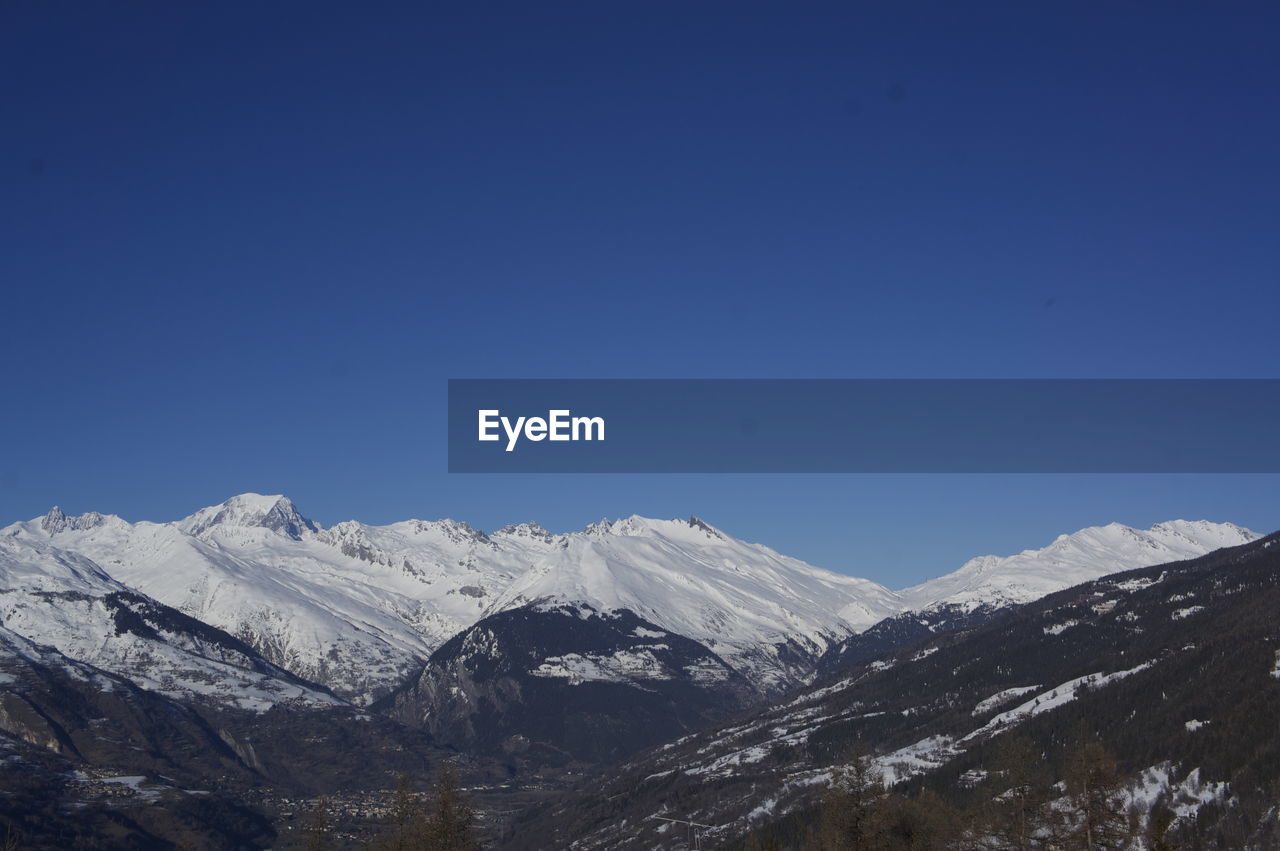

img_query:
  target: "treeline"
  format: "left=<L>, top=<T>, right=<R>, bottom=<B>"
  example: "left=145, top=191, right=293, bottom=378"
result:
left=735, top=728, right=1269, bottom=850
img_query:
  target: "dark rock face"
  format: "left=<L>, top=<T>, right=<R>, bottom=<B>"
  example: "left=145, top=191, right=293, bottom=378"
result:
left=257, top=498, right=320, bottom=540
left=814, top=602, right=1006, bottom=678
left=384, top=603, right=760, bottom=767
left=39, top=506, right=107, bottom=534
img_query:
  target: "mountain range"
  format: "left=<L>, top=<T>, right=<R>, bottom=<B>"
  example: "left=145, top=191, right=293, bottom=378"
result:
left=1, top=495, right=1255, bottom=703
left=0, top=493, right=1266, bottom=847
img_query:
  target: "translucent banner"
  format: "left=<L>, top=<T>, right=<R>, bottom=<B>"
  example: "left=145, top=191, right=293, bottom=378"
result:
left=448, top=379, right=1280, bottom=473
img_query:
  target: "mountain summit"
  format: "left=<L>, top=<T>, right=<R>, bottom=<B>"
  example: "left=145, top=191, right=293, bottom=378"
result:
left=176, top=493, right=320, bottom=540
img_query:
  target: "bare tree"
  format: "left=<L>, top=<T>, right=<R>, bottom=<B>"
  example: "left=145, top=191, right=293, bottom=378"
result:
left=380, top=772, right=430, bottom=851
left=817, top=746, right=887, bottom=850
left=979, top=734, right=1052, bottom=850
left=304, top=796, right=338, bottom=851
left=1058, top=735, right=1130, bottom=850
left=422, top=761, right=480, bottom=851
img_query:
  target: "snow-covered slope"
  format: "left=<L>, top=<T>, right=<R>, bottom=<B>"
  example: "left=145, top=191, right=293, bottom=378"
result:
left=2, top=496, right=539, bottom=703
left=484, top=516, right=903, bottom=691
left=897, top=519, right=1259, bottom=613
left=1, top=495, right=1260, bottom=704
left=0, top=534, right=339, bottom=712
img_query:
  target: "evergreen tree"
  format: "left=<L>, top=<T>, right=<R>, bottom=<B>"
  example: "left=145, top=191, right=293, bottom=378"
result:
left=1143, top=793, right=1177, bottom=851
left=877, top=788, right=961, bottom=850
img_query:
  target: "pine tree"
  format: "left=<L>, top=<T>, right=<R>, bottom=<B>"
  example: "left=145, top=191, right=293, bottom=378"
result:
left=877, top=788, right=960, bottom=850
left=1143, top=793, right=1177, bottom=851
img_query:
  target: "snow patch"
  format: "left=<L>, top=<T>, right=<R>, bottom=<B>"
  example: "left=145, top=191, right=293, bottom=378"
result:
left=1127, top=763, right=1229, bottom=822
left=873, top=736, right=961, bottom=786
left=1111, top=576, right=1158, bottom=592
left=966, top=663, right=1154, bottom=740
left=530, top=648, right=673, bottom=684
left=972, top=685, right=1041, bottom=716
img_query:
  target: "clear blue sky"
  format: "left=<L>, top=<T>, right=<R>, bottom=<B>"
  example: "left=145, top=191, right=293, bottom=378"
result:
left=3, top=3, right=1277, bottom=586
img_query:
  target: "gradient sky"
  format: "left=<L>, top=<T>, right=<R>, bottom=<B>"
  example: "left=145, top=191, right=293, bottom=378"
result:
left=3, top=3, right=1278, bottom=586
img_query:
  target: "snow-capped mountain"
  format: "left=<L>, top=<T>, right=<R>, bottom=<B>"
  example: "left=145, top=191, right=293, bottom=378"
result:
left=895, top=519, right=1260, bottom=613
left=0, top=534, right=338, bottom=712
left=0, top=495, right=1259, bottom=705
left=816, top=519, right=1260, bottom=677
left=2, top=495, right=535, bottom=702
left=3, top=498, right=904, bottom=699
left=0, top=493, right=1269, bottom=846
left=482, top=515, right=904, bottom=692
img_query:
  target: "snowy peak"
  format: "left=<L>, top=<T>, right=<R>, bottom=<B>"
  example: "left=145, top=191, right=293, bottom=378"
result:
left=493, top=521, right=558, bottom=544
left=1147, top=519, right=1257, bottom=547
left=425, top=518, right=491, bottom=545
left=38, top=506, right=111, bottom=535
left=40, top=506, right=65, bottom=532
left=177, top=493, right=319, bottom=540
left=581, top=517, right=617, bottom=536
left=579, top=515, right=729, bottom=542
left=580, top=515, right=667, bottom=536
left=900, top=519, right=1259, bottom=613
left=258, top=496, right=321, bottom=539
